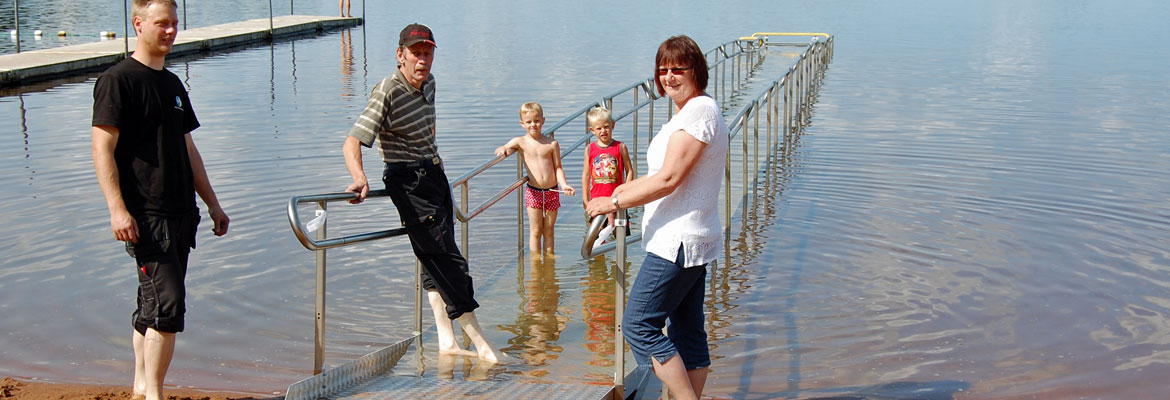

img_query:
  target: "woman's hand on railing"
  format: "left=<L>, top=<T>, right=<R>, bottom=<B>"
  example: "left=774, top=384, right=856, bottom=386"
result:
left=345, top=178, right=369, bottom=204
left=585, top=196, right=616, bottom=217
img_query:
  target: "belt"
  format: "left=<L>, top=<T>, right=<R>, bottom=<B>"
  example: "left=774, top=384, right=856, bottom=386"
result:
left=389, top=156, right=442, bottom=167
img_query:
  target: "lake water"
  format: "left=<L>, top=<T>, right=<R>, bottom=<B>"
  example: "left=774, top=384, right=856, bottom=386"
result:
left=3, top=0, right=1170, bottom=398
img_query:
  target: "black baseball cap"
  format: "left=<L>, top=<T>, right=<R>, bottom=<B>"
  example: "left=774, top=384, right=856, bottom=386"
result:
left=399, top=23, right=436, bottom=47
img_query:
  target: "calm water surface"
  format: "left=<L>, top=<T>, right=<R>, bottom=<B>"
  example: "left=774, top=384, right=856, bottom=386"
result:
left=2, top=0, right=1170, bottom=398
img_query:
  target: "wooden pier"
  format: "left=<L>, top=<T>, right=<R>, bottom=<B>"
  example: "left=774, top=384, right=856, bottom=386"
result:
left=0, top=15, right=361, bottom=86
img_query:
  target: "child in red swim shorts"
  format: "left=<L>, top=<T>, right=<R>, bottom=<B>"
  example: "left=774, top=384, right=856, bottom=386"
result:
left=495, top=102, right=576, bottom=254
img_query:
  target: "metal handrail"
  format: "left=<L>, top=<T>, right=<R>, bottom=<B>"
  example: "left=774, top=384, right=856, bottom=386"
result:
left=287, top=189, right=406, bottom=251
left=286, top=189, right=423, bottom=376
left=283, top=33, right=834, bottom=397
left=449, top=39, right=759, bottom=229
left=580, top=214, right=642, bottom=259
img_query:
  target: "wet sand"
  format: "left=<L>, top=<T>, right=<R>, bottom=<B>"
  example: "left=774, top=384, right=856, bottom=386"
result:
left=0, top=377, right=276, bottom=400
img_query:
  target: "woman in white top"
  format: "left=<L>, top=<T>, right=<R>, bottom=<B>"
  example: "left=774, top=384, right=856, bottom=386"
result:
left=586, top=35, right=729, bottom=400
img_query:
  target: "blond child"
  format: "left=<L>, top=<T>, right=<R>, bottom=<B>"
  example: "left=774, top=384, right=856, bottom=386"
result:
left=581, top=106, right=634, bottom=249
left=495, top=102, right=576, bottom=254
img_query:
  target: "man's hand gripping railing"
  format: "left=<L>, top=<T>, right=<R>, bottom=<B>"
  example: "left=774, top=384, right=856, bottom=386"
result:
left=287, top=189, right=408, bottom=251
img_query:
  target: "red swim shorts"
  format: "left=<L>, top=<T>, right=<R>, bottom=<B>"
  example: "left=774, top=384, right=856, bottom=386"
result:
left=525, top=184, right=561, bottom=211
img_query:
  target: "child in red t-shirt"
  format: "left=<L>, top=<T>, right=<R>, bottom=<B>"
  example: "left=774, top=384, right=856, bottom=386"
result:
left=581, top=106, right=634, bottom=249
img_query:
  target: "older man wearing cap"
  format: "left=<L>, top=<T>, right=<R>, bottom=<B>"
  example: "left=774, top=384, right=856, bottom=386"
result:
left=342, top=23, right=511, bottom=364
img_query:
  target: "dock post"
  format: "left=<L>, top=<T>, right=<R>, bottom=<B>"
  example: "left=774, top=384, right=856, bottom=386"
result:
left=122, top=0, right=128, bottom=56
left=12, top=0, right=20, bottom=53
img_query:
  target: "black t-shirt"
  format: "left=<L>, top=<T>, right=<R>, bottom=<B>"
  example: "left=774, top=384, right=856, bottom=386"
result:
left=92, top=57, right=200, bottom=217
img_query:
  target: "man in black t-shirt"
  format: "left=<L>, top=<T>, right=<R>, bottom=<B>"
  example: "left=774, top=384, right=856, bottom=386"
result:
left=91, top=1, right=229, bottom=399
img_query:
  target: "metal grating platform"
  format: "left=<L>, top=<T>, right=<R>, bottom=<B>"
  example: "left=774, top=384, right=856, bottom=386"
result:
left=333, top=375, right=614, bottom=399
left=285, top=331, right=628, bottom=400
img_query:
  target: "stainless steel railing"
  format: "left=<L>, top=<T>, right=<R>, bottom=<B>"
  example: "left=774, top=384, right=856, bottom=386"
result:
left=287, top=190, right=422, bottom=375
left=284, top=32, right=833, bottom=397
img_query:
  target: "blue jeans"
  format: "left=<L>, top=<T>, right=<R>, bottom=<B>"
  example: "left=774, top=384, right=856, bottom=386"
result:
left=623, top=246, right=710, bottom=370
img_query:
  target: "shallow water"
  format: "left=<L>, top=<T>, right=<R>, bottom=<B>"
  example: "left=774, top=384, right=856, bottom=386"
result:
left=2, top=0, right=1170, bottom=398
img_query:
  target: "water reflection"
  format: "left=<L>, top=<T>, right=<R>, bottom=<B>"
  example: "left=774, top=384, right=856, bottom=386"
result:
left=712, top=117, right=810, bottom=397
left=500, top=253, right=568, bottom=373
left=804, top=380, right=971, bottom=400
left=18, top=93, right=28, bottom=158
left=340, top=28, right=354, bottom=98
left=435, top=353, right=492, bottom=382
left=580, top=255, right=619, bottom=368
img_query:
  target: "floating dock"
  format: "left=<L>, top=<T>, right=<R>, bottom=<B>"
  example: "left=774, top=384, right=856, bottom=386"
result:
left=0, top=15, right=361, bottom=86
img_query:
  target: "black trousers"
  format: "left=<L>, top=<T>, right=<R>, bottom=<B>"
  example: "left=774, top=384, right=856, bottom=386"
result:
left=383, top=160, right=479, bottom=319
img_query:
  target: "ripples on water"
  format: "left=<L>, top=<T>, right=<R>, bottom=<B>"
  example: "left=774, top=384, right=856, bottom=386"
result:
left=3, top=0, right=1170, bottom=398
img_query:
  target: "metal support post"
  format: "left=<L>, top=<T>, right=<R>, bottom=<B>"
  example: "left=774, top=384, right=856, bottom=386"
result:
left=632, top=86, right=640, bottom=173
left=414, top=259, right=422, bottom=336
left=613, top=207, right=628, bottom=398
left=313, top=201, right=327, bottom=375
left=517, top=155, right=524, bottom=251
left=460, top=184, right=469, bottom=257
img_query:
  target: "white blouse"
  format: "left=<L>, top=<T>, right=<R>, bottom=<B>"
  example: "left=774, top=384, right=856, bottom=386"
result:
left=641, top=95, right=729, bottom=267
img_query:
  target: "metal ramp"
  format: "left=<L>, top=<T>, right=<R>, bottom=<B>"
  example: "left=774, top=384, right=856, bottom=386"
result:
left=332, top=376, right=614, bottom=399
left=285, top=329, right=620, bottom=400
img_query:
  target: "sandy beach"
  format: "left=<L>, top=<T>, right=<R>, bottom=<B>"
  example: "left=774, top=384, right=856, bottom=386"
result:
left=0, top=377, right=275, bottom=400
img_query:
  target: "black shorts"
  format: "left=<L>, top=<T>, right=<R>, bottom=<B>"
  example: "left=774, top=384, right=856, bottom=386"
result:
left=383, top=160, right=480, bottom=319
left=125, top=213, right=198, bottom=335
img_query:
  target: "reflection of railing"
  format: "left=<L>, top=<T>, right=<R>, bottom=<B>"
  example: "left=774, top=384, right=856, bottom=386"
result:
left=283, top=32, right=833, bottom=399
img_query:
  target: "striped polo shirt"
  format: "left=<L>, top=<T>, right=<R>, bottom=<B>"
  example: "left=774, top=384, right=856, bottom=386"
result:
left=348, top=68, right=439, bottom=163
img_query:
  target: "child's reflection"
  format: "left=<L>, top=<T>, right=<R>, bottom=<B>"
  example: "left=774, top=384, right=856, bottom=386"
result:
left=581, top=255, right=619, bottom=367
left=499, top=253, right=568, bottom=373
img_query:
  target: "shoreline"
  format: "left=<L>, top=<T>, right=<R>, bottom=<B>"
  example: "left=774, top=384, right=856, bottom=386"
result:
left=0, top=376, right=280, bottom=400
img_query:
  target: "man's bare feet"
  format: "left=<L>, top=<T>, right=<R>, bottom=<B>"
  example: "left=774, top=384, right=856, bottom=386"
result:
left=438, top=345, right=477, bottom=357
left=477, top=348, right=516, bottom=365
